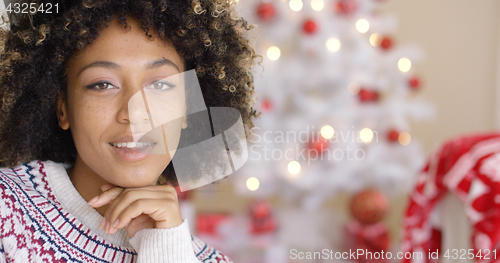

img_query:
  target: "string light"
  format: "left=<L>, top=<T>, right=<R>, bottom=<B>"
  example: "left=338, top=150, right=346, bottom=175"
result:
left=399, top=132, right=411, bottom=145
left=287, top=161, right=301, bottom=175
left=326, top=38, right=341, bottom=52
left=370, top=33, right=382, bottom=46
left=267, top=46, right=281, bottom=61
left=246, top=177, right=260, bottom=191
left=398, top=58, right=411, bottom=72
left=356, top=19, right=370, bottom=33
left=289, top=0, right=303, bottom=11
left=360, top=128, right=374, bottom=143
left=321, top=125, right=335, bottom=139
left=311, top=0, right=324, bottom=11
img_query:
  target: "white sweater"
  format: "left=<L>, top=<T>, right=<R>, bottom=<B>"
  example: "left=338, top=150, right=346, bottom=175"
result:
left=0, top=160, right=233, bottom=263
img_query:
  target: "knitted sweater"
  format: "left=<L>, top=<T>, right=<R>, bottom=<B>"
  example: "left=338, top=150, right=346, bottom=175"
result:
left=0, top=160, right=233, bottom=263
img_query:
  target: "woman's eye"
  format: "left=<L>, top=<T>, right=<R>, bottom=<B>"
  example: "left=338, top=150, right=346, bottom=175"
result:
left=85, top=82, right=116, bottom=90
left=148, top=81, right=176, bottom=90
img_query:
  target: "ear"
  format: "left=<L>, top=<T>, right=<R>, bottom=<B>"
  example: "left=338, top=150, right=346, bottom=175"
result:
left=56, top=95, right=70, bottom=130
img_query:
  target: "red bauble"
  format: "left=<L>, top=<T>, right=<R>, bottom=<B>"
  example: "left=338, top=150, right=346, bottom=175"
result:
left=250, top=200, right=272, bottom=219
left=409, top=76, right=421, bottom=90
left=303, top=19, right=318, bottom=34
left=196, top=214, right=230, bottom=235
left=307, top=136, right=329, bottom=157
left=350, top=189, right=388, bottom=225
left=334, top=0, right=357, bottom=16
left=387, top=129, right=399, bottom=142
left=250, top=200, right=277, bottom=234
left=380, top=36, right=393, bottom=50
left=261, top=98, right=273, bottom=112
left=357, top=88, right=379, bottom=102
left=257, top=2, right=276, bottom=22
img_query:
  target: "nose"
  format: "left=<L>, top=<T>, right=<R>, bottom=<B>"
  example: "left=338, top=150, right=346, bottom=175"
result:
left=117, top=86, right=153, bottom=132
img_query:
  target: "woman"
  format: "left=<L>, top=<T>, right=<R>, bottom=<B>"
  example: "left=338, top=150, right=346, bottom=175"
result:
left=0, top=0, right=258, bottom=262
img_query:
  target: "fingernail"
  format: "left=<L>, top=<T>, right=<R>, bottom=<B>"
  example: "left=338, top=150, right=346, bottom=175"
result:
left=112, top=219, right=119, bottom=228
left=99, top=218, right=105, bottom=230
left=105, top=220, right=110, bottom=232
left=88, top=196, right=99, bottom=206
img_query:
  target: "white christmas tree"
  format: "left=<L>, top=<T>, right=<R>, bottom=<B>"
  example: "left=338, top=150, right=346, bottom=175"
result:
left=234, top=0, right=433, bottom=208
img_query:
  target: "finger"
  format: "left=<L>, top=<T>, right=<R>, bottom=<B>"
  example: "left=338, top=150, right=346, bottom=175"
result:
left=101, top=183, right=116, bottom=192
left=104, top=184, right=178, bottom=219
left=104, top=189, right=177, bottom=233
left=108, top=198, right=181, bottom=234
left=89, top=186, right=124, bottom=208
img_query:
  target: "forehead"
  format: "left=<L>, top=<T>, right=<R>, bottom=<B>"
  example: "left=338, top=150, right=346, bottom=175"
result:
left=66, top=16, right=184, bottom=74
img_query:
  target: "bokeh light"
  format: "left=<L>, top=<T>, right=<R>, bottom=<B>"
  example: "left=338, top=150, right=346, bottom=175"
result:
left=288, top=161, right=301, bottom=175
left=246, top=177, right=260, bottom=191
left=356, top=19, right=370, bottom=33
left=321, top=125, right=335, bottom=139
left=326, top=38, right=341, bottom=52
left=399, top=132, right=411, bottom=145
left=370, top=33, right=382, bottom=46
left=360, top=128, right=374, bottom=143
left=398, top=57, right=412, bottom=72
left=311, top=0, right=324, bottom=11
left=267, top=46, right=281, bottom=61
left=289, top=0, right=303, bottom=11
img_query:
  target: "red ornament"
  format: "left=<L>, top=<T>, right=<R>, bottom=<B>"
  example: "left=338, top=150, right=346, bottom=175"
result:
left=256, top=2, right=276, bottom=22
left=307, top=135, right=329, bottom=158
left=250, top=200, right=277, bottom=234
left=303, top=19, right=318, bottom=34
left=196, top=214, right=230, bottom=235
left=409, top=76, right=421, bottom=90
left=260, top=98, right=273, bottom=112
left=350, top=189, right=388, bottom=225
left=387, top=129, right=399, bottom=142
left=334, top=0, right=358, bottom=16
left=380, top=36, right=393, bottom=50
left=357, top=88, right=379, bottom=103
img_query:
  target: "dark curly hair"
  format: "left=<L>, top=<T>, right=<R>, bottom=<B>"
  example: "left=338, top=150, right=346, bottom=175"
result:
left=0, top=0, right=260, bottom=184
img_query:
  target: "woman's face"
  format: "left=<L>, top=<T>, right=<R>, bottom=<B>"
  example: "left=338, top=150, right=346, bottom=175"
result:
left=57, top=16, right=186, bottom=187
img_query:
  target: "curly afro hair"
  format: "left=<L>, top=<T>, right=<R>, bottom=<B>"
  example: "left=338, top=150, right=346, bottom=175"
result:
left=0, top=0, right=260, bottom=184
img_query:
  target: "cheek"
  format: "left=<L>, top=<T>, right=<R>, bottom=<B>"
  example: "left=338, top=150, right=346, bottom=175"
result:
left=68, top=98, right=113, bottom=143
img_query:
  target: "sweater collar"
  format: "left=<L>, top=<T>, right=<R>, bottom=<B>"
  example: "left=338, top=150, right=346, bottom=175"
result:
left=43, top=160, right=131, bottom=247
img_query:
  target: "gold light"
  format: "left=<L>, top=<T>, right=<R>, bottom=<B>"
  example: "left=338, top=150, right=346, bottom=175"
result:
left=360, top=128, right=374, bottom=143
left=326, top=38, right=341, bottom=52
left=289, top=0, right=303, bottom=11
left=321, top=125, right=335, bottom=139
left=311, top=0, right=324, bottom=11
left=356, top=19, right=370, bottom=33
left=287, top=161, right=301, bottom=175
left=398, top=58, right=412, bottom=72
left=246, top=177, right=260, bottom=191
left=267, top=46, right=281, bottom=61
left=370, top=33, right=382, bottom=46
left=399, top=132, right=411, bottom=146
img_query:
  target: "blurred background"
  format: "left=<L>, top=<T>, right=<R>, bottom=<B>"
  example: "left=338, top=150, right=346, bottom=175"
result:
left=183, top=0, right=500, bottom=262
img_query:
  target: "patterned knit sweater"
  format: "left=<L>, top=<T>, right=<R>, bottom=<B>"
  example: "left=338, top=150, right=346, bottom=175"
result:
left=0, top=160, right=233, bottom=263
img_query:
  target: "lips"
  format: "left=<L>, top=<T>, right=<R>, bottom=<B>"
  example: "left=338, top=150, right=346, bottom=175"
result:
left=109, top=133, right=157, bottom=144
left=109, top=134, right=156, bottom=162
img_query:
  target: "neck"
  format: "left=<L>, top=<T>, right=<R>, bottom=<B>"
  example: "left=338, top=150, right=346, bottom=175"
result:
left=67, top=155, right=110, bottom=216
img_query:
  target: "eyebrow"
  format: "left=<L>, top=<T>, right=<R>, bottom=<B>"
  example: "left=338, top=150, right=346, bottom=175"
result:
left=76, top=57, right=180, bottom=77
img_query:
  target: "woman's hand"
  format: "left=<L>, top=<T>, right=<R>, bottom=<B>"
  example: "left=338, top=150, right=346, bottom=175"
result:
left=88, top=183, right=183, bottom=238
